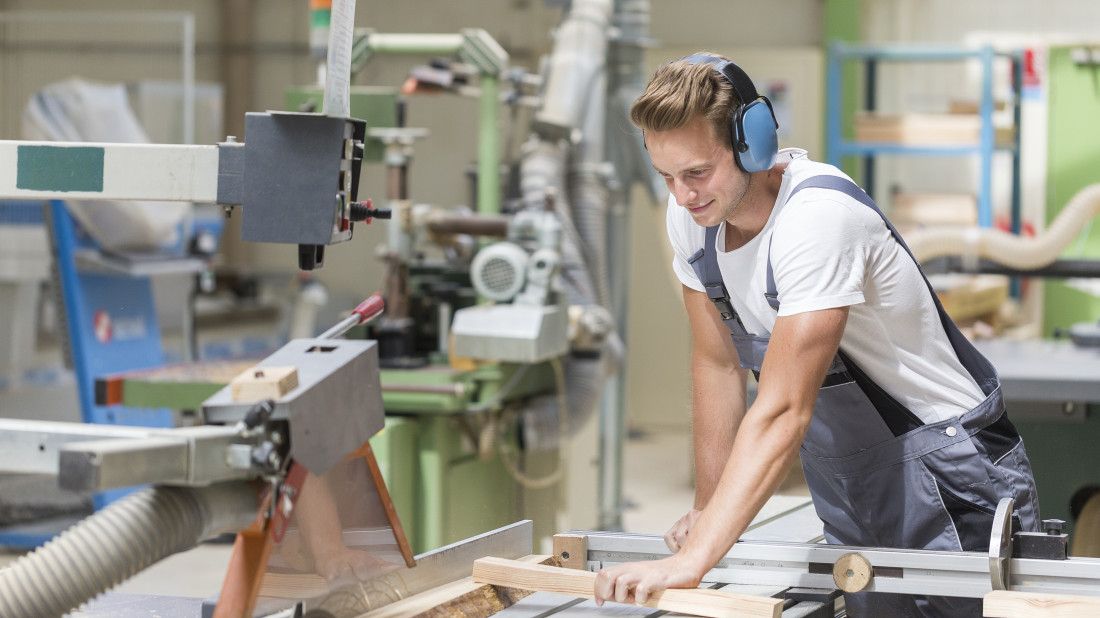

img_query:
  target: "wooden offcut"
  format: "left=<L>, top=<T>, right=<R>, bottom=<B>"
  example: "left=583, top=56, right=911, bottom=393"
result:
left=984, top=590, right=1100, bottom=617
left=230, top=365, right=298, bottom=402
left=552, top=533, right=588, bottom=570
left=360, top=554, right=556, bottom=618
left=934, top=275, right=1009, bottom=323
left=472, top=556, right=783, bottom=618
left=257, top=571, right=328, bottom=599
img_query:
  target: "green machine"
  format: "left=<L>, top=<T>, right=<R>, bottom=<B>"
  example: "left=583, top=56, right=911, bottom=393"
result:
left=368, top=363, right=561, bottom=554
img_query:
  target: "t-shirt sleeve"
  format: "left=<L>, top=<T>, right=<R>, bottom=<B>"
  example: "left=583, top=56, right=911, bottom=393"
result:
left=770, top=193, right=871, bottom=316
left=665, top=193, right=706, bottom=293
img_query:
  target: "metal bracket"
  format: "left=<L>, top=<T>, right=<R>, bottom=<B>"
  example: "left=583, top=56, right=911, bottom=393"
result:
left=460, top=28, right=510, bottom=76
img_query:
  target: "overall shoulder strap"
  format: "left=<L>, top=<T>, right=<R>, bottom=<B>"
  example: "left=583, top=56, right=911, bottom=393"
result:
left=764, top=175, right=891, bottom=310
left=766, top=174, right=1000, bottom=391
left=688, top=225, right=750, bottom=336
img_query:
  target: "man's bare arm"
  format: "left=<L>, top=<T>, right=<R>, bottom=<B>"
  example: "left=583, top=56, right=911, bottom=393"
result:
left=595, top=306, right=848, bottom=605
left=683, top=285, right=749, bottom=510
left=664, top=287, right=748, bottom=552
left=676, top=306, right=848, bottom=574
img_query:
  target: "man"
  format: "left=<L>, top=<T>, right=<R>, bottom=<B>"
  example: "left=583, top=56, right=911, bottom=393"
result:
left=593, top=53, right=1040, bottom=617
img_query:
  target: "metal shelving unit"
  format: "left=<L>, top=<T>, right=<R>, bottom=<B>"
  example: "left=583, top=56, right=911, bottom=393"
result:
left=826, top=42, right=1024, bottom=232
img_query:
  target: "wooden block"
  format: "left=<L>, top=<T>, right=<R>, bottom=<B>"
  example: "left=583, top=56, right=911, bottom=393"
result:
left=230, top=365, right=298, bottom=402
left=892, top=192, right=978, bottom=227
left=933, top=275, right=1009, bottom=323
left=984, top=590, right=1100, bottom=617
left=552, top=533, right=588, bottom=570
left=853, top=112, right=1015, bottom=147
left=855, top=112, right=980, bottom=144
left=472, top=556, right=783, bottom=618
left=258, top=571, right=328, bottom=599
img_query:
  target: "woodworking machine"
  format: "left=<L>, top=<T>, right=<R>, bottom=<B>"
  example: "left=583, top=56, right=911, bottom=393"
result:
left=58, top=497, right=1088, bottom=617
left=0, top=294, right=426, bottom=617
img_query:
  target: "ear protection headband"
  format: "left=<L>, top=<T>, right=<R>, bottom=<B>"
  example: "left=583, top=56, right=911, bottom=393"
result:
left=682, top=54, right=779, bottom=173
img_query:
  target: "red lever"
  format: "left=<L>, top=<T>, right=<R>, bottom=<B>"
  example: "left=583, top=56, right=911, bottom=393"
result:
left=352, top=293, right=385, bottom=325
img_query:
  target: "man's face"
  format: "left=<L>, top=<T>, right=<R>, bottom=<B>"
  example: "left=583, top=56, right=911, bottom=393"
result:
left=646, top=116, right=748, bottom=228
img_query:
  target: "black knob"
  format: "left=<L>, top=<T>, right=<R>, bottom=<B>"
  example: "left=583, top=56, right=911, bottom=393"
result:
left=1043, top=518, right=1066, bottom=535
left=349, top=200, right=392, bottom=222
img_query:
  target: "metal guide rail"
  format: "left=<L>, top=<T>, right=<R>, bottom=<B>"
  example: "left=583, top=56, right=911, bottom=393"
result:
left=582, top=534, right=1100, bottom=598
left=565, top=498, right=1100, bottom=602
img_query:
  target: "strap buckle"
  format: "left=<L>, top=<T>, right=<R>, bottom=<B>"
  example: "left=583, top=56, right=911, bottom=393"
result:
left=705, top=283, right=736, bottom=321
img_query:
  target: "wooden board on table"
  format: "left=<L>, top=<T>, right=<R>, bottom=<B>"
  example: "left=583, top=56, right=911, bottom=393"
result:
left=472, top=557, right=782, bottom=618
left=984, top=590, right=1100, bottom=617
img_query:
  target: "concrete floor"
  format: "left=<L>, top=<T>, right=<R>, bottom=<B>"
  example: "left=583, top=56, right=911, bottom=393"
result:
left=0, top=426, right=812, bottom=609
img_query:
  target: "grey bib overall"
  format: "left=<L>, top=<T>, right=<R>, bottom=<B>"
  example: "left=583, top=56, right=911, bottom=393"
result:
left=688, top=175, right=1039, bottom=617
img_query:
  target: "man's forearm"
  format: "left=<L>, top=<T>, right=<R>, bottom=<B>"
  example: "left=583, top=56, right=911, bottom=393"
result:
left=682, top=398, right=810, bottom=573
left=690, top=365, right=748, bottom=509
left=680, top=308, right=848, bottom=574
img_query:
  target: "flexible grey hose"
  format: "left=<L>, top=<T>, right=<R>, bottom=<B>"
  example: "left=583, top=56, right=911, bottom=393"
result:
left=570, top=68, right=613, bottom=311
left=0, top=481, right=258, bottom=618
left=520, top=138, right=599, bottom=306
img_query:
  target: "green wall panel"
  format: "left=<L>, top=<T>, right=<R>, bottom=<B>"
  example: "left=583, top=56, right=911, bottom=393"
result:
left=1043, top=47, right=1100, bottom=336
left=823, top=0, right=862, bottom=180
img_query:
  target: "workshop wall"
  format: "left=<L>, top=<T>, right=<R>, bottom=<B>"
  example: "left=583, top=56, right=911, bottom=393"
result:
left=1041, top=46, right=1100, bottom=337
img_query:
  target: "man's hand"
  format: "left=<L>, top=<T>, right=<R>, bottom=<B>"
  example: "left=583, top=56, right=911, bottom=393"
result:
left=664, top=509, right=702, bottom=552
left=593, top=554, right=703, bottom=606
left=314, top=547, right=403, bottom=583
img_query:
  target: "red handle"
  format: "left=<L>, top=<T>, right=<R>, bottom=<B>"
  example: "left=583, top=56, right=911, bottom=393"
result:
left=352, top=293, right=385, bottom=324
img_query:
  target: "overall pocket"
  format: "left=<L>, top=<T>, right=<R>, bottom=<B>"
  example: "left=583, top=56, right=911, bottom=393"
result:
left=918, top=432, right=1003, bottom=551
left=801, top=381, right=897, bottom=459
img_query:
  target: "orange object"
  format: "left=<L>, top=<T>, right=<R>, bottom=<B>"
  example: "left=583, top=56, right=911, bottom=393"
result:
left=310, top=0, right=332, bottom=9
left=213, top=488, right=275, bottom=618
left=95, top=375, right=124, bottom=406
left=350, top=441, right=416, bottom=567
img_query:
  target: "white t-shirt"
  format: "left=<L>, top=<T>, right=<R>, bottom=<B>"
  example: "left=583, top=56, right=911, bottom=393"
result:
left=667, top=149, right=984, bottom=424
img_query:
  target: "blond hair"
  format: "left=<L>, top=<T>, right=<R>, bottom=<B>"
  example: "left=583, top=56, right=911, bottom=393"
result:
left=630, top=52, right=739, bottom=152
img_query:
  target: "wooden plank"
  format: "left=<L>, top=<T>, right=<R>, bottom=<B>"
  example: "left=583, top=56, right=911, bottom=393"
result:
left=358, top=554, right=556, bottom=618
left=213, top=500, right=275, bottom=618
left=553, top=533, right=589, bottom=570
left=230, top=365, right=298, bottom=402
left=984, top=590, right=1100, bottom=617
left=472, top=557, right=782, bottom=618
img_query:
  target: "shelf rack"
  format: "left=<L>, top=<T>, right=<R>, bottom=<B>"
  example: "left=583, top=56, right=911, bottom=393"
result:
left=825, top=42, right=1024, bottom=232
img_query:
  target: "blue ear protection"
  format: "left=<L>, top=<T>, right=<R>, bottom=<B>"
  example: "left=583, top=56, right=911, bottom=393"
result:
left=682, top=54, right=779, bottom=173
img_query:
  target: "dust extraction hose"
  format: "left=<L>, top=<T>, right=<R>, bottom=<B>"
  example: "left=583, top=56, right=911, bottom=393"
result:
left=906, top=183, right=1100, bottom=268
left=0, top=481, right=258, bottom=618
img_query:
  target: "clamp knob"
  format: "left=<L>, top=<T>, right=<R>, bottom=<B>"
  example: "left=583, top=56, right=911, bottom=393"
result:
left=350, top=198, right=392, bottom=222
